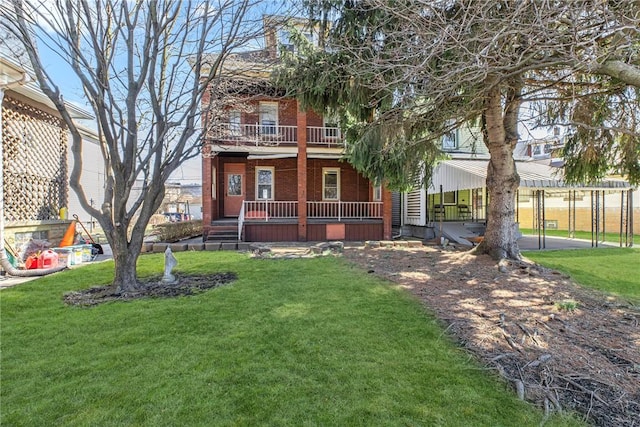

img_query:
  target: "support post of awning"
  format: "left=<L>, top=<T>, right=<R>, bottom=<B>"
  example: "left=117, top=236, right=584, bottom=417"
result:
left=629, top=190, right=634, bottom=247
left=602, top=190, right=606, bottom=240
left=620, top=190, right=626, bottom=247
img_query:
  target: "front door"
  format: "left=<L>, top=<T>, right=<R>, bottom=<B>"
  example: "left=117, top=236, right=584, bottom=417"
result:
left=224, top=163, right=245, bottom=217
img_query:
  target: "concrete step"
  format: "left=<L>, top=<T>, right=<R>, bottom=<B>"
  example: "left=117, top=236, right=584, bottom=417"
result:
left=206, top=230, right=238, bottom=241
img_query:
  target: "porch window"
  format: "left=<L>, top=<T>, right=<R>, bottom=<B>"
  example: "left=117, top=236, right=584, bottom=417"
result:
left=229, top=110, right=241, bottom=135
left=259, top=102, right=278, bottom=135
left=256, top=167, right=274, bottom=200
left=322, top=168, right=340, bottom=201
left=443, top=191, right=457, bottom=205
left=373, top=185, right=382, bottom=201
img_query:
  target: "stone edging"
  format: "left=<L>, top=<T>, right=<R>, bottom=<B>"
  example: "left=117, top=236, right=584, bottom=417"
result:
left=141, top=239, right=425, bottom=255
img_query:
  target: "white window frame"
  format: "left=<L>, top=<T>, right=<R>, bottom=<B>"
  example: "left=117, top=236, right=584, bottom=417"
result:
left=322, top=168, right=340, bottom=201
left=259, top=102, right=278, bottom=135
left=442, top=129, right=458, bottom=150
left=278, top=28, right=315, bottom=55
left=442, top=191, right=457, bottom=205
left=256, top=167, right=275, bottom=200
left=372, top=185, right=382, bottom=201
left=277, top=29, right=295, bottom=53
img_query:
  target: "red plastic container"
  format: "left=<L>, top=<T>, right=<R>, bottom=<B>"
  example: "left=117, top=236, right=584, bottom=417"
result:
left=25, top=254, right=38, bottom=270
left=37, top=250, right=59, bottom=269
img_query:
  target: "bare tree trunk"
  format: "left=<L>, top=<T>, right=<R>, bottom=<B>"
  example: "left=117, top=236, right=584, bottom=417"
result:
left=474, top=81, right=522, bottom=260
left=111, top=229, right=144, bottom=294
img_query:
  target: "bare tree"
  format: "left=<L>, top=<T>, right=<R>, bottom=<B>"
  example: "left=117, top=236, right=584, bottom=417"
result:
left=2, top=0, right=277, bottom=292
left=281, top=0, right=640, bottom=260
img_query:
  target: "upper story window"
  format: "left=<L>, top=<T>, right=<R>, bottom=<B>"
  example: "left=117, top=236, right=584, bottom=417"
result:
left=442, top=129, right=458, bottom=150
left=278, top=28, right=315, bottom=55
left=229, top=110, right=241, bottom=135
left=278, top=29, right=295, bottom=53
left=530, top=142, right=555, bottom=157
left=259, top=102, right=278, bottom=135
left=323, top=114, right=339, bottom=138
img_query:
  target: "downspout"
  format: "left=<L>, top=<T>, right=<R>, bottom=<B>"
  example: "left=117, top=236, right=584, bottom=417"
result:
left=1, top=75, right=66, bottom=277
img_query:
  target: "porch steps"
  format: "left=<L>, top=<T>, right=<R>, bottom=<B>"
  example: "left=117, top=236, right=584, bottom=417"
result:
left=205, top=225, right=239, bottom=242
left=438, top=222, right=483, bottom=246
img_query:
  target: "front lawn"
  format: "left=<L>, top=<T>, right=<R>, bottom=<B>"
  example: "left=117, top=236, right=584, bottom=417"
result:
left=1, top=251, right=580, bottom=426
left=519, top=227, right=639, bottom=244
left=523, top=247, right=640, bottom=304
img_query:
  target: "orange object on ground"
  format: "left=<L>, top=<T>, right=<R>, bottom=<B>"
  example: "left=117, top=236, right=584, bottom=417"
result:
left=59, top=220, right=77, bottom=247
left=25, top=254, right=39, bottom=269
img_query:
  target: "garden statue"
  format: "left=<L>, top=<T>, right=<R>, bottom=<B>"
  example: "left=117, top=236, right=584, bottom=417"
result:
left=162, top=246, right=178, bottom=283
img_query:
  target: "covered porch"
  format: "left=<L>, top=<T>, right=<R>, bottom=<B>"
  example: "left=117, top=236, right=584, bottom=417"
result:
left=202, top=153, right=391, bottom=242
left=425, top=159, right=635, bottom=248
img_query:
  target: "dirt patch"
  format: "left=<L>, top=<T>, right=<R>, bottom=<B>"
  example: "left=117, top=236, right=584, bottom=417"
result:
left=343, top=245, right=640, bottom=426
left=63, top=272, right=236, bottom=307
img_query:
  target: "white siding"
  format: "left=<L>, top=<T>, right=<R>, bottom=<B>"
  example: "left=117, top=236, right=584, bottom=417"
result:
left=66, top=127, right=106, bottom=226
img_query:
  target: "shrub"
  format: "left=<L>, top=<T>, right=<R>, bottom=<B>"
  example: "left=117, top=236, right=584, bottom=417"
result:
left=150, top=220, right=202, bottom=242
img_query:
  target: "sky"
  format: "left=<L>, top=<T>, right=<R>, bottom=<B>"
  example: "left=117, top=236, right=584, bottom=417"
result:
left=32, top=4, right=211, bottom=184
left=28, top=1, right=294, bottom=184
left=37, top=42, right=203, bottom=183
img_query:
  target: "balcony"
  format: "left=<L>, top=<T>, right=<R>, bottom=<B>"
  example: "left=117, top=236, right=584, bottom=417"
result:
left=208, top=123, right=343, bottom=148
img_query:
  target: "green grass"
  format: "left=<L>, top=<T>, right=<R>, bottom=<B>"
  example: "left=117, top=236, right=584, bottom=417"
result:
left=1, top=252, right=581, bottom=426
left=524, top=247, right=640, bottom=304
left=519, top=227, right=639, bottom=244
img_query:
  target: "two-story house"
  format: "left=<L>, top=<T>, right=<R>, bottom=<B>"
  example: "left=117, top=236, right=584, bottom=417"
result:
left=200, top=17, right=392, bottom=244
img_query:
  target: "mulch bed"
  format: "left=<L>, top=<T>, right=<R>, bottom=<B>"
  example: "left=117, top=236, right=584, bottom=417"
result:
left=63, top=272, right=237, bottom=306
left=343, top=244, right=640, bottom=426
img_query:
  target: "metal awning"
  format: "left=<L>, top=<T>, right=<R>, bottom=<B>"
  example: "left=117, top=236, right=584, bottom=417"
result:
left=427, top=159, right=632, bottom=194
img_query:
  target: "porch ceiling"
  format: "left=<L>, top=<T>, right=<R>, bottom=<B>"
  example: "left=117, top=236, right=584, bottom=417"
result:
left=427, top=159, right=632, bottom=194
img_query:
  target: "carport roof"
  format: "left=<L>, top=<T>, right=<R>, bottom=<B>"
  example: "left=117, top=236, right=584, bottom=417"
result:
left=427, top=159, right=632, bottom=194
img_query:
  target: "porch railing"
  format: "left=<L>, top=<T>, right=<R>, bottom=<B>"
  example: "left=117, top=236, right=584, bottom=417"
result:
left=208, top=123, right=344, bottom=148
left=429, top=204, right=484, bottom=222
left=241, top=201, right=383, bottom=221
left=243, top=200, right=298, bottom=221
left=307, top=201, right=383, bottom=220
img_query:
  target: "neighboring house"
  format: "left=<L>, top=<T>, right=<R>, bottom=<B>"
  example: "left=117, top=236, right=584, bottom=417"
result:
left=161, top=182, right=202, bottom=221
left=1, top=18, right=100, bottom=252
left=200, top=17, right=391, bottom=243
left=65, top=124, right=105, bottom=233
left=400, top=125, right=637, bottom=246
left=0, top=61, right=89, bottom=250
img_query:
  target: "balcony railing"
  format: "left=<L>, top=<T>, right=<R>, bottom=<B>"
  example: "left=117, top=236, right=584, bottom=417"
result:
left=241, top=200, right=382, bottom=221
left=208, top=123, right=343, bottom=148
left=209, top=123, right=297, bottom=145
left=307, top=126, right=343, bottom=147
